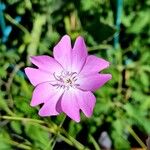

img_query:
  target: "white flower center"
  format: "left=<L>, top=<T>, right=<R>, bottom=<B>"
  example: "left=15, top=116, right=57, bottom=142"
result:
left=52, top=70, right=79, bottom=90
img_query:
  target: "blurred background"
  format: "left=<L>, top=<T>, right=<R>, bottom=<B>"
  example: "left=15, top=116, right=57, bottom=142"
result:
left=0, top=0, right=150, bottom=149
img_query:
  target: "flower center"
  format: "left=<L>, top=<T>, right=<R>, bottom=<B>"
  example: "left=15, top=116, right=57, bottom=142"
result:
left=52, top=70, right=79, bottom=90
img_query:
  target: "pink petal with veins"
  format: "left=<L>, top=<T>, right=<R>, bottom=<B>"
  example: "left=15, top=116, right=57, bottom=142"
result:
left=53, top=35, right=72, bottom=71
left=71, top=36, right=88, bottom=73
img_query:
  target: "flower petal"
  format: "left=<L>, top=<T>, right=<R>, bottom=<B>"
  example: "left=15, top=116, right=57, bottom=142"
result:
left=38, top=89, right=64, bottom=116
left=30, top=55, right=63, bottom=73
left=25, top=67, right=53, bottom=86
left=80, top=55, right=110, bottom=75
left=30, top=82, right=57, bottom=106
left=75, top=89, right=96, bottom=117
left=60, top=89, right=80, bottom=122
left=78, top=74, right=112, bottom=91
left=71, top=36, right=88, bottom=73
left=53, top=35, right=72, bottom=70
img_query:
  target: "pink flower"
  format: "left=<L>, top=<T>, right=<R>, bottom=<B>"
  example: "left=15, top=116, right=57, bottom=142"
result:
left=25, top=35, right=112, bottom=122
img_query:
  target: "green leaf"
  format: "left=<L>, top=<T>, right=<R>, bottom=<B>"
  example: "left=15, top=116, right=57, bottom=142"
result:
left=0, top=130, right=12, bottom=150
left=68, top=121, right=82, bottom=138
left=10, top=121, right=22, bottom=134
left=111, top=120, right=130, bottom=149
left=127, top=10, right=150, bottom=34
left=25, top=124, right=51, bottom=149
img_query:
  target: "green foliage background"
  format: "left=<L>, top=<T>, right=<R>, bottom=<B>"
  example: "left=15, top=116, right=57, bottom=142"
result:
left=0, top=0, right=150, bottom=149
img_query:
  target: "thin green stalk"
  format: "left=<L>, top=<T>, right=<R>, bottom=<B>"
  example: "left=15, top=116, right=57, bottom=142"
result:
left=127, top=126, right=147, bottom=149
left=1, top=116, right=89, bottom=150
left=58, top=133, right=73, bottom=146
left=89, top=134, right=101, bottom=150
left=6, top=62, right=24, bottom=107
left=51, top=115, right=67, bottom=150
left=41, top=125, right=74, bottom=146
left=62, top=129, right=90, bottom=150
left=39, top=121, right=89, bottom=150
left=0, top=115, right=45, bottom=124
left=5, top=14, right=30, bottom=35
left=117, top=50, right=123, bottom=95
left=88, top=44, right=112, bottom=51
left=5, top=139, right=31, bottom=150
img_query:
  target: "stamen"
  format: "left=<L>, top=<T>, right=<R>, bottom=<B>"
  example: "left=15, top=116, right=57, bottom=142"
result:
left=52, top=70, right=79, bottom=90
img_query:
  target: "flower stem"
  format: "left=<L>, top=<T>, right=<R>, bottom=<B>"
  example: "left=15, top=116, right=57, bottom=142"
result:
left=5, top=14, right=30, bottom=35
left=62, top=129, right=90, bottom=150
left=0, top=115, right=45, bottom=124
left=51, top=115, right=67, bottom=150
left=1, top=115, right=89, bottom=150
left=89, top=134, right=101, bottom=150
left=6, top=62, right=24, bottom=107
left=127, top=126, right=147, bottom=149
left=4, top=139, right=31, bottom=150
